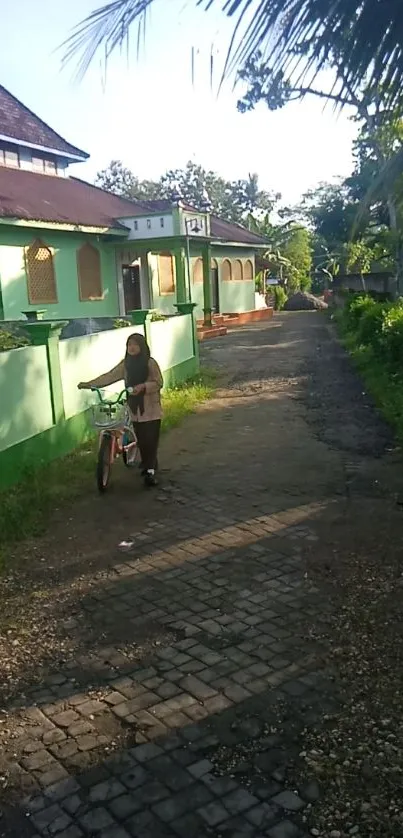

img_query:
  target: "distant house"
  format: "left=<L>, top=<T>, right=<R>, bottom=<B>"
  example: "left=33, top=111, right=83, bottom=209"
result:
left=0, top=85, right=268, bottom=324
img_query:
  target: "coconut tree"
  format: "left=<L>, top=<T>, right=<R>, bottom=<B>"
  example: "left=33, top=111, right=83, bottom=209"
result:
left=63, top=0, right=403, bottom=110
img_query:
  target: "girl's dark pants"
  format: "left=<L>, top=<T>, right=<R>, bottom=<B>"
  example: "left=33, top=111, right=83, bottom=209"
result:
left=133, top=420, right=161, bottom=470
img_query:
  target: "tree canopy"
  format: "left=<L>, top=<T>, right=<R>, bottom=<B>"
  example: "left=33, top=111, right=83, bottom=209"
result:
left=96, top=158, right=279, bottom=224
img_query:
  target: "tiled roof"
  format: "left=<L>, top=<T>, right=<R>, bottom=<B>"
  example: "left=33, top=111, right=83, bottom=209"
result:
left=130, top=199, right=172, bottom=213
left=0, top=85, right=88, bottom=160
left=124, top=198, right=200, bottom=214
left=0, top=168, right=141, bottom=228
left=211, top=215, right=267, bottom=245
left=0, top=167, right=268, bottom=247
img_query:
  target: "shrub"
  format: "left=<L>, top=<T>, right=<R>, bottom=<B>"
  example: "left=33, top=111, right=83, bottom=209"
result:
left=150, top=311, right=168, bottom=322
left=343, top=294, right=377, bottom=331
left=300, top=274, right=312, bottom=293
left=0, top=329, right=29, bottom=351
left=339, top=293, right=403, bottom=374
left=273, top=286, right=287, bottom=311
left=113, top=318, right=131, bottom=329
left=380, top=303, right=403, bottom=367
left=255, top=272, right=264, bottom=294
left=356, top=301, right=388, bottom=350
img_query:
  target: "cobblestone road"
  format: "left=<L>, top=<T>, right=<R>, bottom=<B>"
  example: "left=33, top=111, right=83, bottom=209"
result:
left=0, top=313, right=401, bottom=838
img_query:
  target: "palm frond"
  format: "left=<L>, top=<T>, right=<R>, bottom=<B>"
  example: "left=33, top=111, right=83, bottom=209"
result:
left=64, top=0, right=403, bottom=110
left=61, top=0, right=154, bottom=79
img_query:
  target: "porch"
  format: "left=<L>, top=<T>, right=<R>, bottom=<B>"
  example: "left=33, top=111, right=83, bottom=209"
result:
left=112, top=237, right=263, bottom=329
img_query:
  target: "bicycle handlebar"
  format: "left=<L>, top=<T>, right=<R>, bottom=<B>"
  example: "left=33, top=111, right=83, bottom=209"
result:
left=90, top=386, right=133, bottom=405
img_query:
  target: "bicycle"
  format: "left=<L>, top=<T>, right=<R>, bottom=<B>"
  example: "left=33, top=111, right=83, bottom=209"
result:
left=90, top=386, right=141, bottom=493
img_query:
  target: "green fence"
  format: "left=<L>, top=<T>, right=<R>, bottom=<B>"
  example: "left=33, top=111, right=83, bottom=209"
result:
left=0, top=310, right=198, bottom=489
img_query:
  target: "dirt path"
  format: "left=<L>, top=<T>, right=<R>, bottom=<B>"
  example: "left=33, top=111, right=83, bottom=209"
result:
left=0, top=312, right=402, bottom=838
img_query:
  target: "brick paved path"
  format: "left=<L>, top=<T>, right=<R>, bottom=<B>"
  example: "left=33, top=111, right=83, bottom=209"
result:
left=0, top=313, right=400, bottom=838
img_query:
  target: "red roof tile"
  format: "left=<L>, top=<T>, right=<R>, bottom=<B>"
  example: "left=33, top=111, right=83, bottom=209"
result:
left=0, top=168, right=141, bottom=228
left=0, top=85, right=88, bottom=160
left=133, top=198, right=201, bottom=214
left=211, top=215, right=267, bottom=245
left=0, top=167, right=268, bottom=247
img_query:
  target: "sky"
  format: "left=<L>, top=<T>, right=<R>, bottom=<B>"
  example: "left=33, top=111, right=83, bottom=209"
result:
left=0, top=0, right=358, bottom=206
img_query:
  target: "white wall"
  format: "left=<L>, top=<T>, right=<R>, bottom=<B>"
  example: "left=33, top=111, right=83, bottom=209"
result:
left=118, top=214, right=174, bottom=240
left=60, top=325, right=144, bottom=419
left=180, top=212, right=210, bottom=237
left=148, top=315, right=193, bottom=372
left=0, top=344, right=53, bottom=451
left=59, top=315, right=194, bottom=419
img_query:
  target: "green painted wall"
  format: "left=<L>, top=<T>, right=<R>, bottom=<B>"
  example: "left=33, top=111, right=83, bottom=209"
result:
left=0, top=226, right=259, bottom=323
left=149, top=245, right=256, bottom=317
left=189, top=246, right=256, bottom=316
left=0, top=227, right=119, bottom=320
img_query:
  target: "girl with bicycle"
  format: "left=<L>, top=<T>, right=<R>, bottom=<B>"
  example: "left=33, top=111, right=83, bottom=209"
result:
left=78, top=333, right=162, bottom=487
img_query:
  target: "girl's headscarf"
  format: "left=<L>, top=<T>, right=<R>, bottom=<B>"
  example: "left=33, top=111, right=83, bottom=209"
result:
left=124, top=333, right=150, bottom=416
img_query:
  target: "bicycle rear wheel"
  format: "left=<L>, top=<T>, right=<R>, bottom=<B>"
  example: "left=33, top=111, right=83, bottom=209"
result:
left=97, top=434, right=113, bottom=492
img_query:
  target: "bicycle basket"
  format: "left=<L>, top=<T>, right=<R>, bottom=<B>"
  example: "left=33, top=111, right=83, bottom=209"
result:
left=90, top=401, right=126, bottom=430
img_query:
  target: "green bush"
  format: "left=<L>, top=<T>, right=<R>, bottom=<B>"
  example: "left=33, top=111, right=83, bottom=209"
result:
left=336, top=293, right=403, bottom=441
left=255, top=272, right=264, bottom=294
left=339, top=292, right=403, bottom=375
left=113, top=318, right=130, bottom=329
left=343, top=294, right=377, bottom=331
left=273, top=286, right=287, bottom=311
left=150, top=311, right=168, bottom=322
left=356, top=301, right=388, bottom=350
left=300, top=274, right=312, bottom=293
left=0, top=329, right=29, bottom=351
left=380, top=303, right=403, bottom=367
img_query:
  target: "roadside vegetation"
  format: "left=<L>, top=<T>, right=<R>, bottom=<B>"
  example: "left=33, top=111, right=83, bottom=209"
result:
left=335, top=295, right=403, bottom=439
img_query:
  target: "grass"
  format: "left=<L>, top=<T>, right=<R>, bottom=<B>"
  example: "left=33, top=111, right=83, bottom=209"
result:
left=0, top=369, right=216, bottom=561
left=161, top=368, right=216, bottom=431
left=334, top=311, right=403, bottom=441
left=347, top=340, right=403, bottom=439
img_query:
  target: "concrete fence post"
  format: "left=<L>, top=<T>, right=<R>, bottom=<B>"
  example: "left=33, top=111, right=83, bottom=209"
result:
left=128, top=309, right=150, bottom=344
left=24, top=322, right=67, bottom=425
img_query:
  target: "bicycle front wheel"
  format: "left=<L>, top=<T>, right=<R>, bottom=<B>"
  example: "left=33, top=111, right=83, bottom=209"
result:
left=97, top=434, right=113, bottom=493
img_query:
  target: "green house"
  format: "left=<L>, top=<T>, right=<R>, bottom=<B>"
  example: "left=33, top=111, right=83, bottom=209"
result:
left=0, top=85, right=268, bottom=325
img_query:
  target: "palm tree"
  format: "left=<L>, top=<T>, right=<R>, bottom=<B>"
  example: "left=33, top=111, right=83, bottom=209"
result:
left=63, top=0, right=403, bottom=110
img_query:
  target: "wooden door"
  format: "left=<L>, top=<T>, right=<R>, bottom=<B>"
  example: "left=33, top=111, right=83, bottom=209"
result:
left=122, top=265, right=141, bottom=312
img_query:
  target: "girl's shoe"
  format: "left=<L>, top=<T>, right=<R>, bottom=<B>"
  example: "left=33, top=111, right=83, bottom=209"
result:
left=141, top=460, right=158, bottom=477
left=144, top=469, right=157, bottom=487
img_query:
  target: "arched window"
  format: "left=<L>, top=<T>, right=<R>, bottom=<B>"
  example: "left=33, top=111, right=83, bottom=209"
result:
left=77, top=243, right=102, bottom=301
left=233, top=259, right=243, bottom=282
left=222, top=259, right=232, bottom=282
left=25, top=240, right=57, bottom=304
left=193, top=257, right=203, bottom=283
left=211, top=258, right=218, bottom=271
left=158, top=252, right=175, bottom=294
left=244, top=259, right=254, bottom=282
